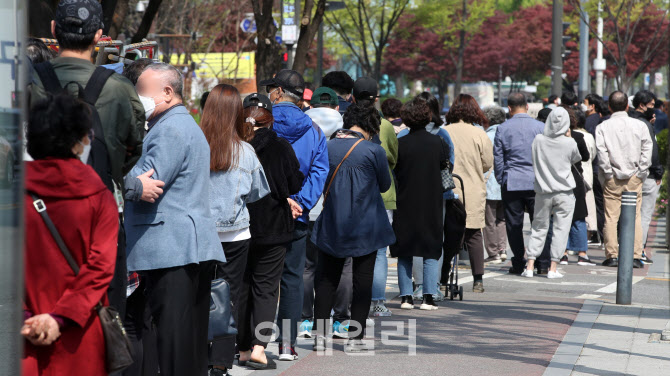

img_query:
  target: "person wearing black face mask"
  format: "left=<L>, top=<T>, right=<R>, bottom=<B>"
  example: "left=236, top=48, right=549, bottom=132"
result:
left=630, top=90, right=664, bottom=265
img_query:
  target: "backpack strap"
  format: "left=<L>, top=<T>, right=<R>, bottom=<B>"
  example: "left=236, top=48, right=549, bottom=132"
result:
left=82, top=66, right=115, bottom=106
left=33, top=62, right=63, bottom=94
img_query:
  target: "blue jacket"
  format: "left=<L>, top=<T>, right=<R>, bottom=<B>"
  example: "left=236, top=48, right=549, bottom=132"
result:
left=209, top=142, right=270, bottom=233
left=398, top=122, right=456, bottom=199
left=311, top=131, right=395, bottom=257
left=125, top=106, right=224, bottom=271
left=493, top=113, right=544, bottom=192
left=484, top=124, right=502, bottom=200
left=273, top=102, right=329, bottom=223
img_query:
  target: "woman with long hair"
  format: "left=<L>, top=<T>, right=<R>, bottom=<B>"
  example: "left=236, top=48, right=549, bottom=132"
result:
left=202, top=85, right=271, bottom=376
left=236, top=93, right=304, bottom=369
left=443, top=94, right=494, bottom=293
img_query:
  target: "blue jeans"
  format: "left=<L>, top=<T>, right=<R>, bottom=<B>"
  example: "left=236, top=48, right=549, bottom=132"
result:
left=371, top=248, right=388, bottom=301
left=277, top=221, right=309, bottom=346
left=398, top=256, right=438, bottom=296
left=567, top=219, right=588, bottom=252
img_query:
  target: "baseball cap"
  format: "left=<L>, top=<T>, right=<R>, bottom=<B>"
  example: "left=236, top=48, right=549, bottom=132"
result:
left=303, top=88, right=313, bottom=101
left=55, top=0, right=104, bottom=34
left=243, top=93, right=273, bottom=112
left=259, top=69, right=305, bottom=97
left=353, top=77, right=379, bottom=101
left=311, top=87, right=339, bottom=106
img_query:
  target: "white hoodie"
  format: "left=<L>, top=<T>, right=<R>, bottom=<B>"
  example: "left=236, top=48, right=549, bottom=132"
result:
left=531, top=107, right=582, bottom=194
left=305, top=107, right=343, bottom=221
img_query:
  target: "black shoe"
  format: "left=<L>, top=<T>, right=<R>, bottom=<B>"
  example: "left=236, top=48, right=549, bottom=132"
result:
left=633, top=259, right=644, bottom=269
left=536, top=268, right=548, bottom=275
left=559, top=255, right=569, bottom=265
left=208, top=367, right=230, bottom=376
left=400, top=295, right=414, bottom=309
left=509, top=266, right=524, bottom=275
left=602, top=258, right=618, bottom=267
left=473, top=281, right=485, bottom=293
left=577, top=256, right=596, bottom=266
left=247, top=357, right=277, bottom=370
left=420, top=294, right=439, bottom=310
left=641, top=252, right=654, bottom=264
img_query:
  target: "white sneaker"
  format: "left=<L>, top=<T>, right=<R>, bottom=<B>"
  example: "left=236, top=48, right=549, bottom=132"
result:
left=520, top=270, right=534, bottom=278
left=547, top=271, right=564, bottom=279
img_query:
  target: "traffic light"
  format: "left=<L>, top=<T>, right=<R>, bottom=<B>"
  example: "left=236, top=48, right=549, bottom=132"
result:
left=562, top=22, right=572, bottom=59
left=282, top=52, right=289, bottom=69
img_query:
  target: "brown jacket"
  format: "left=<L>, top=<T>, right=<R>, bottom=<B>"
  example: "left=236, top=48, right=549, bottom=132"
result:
left=444, top=121, right=493, bottom=228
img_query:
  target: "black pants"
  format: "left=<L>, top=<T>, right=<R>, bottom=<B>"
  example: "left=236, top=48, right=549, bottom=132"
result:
left=501, top=187, right=551, bottom=270
left=209, top=239, right=250, bottom=369
left=592, top=173, right=605, bottom=241
left=144, top=262, right=214, bottom=376
left=237, top=242, right=286, bottom=350
left=108, top=222, right=127, bottom=318
left=313, top=251, right=376, bottom=340
left=303, top=223, right=352, bottom=322
left=121, top=281, right=158, bottom=376
left=464, top=228, right=485, bottom=277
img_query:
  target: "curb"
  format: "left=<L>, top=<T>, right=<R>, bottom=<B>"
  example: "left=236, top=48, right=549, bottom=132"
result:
left=662, top=320, right=670, bottom=341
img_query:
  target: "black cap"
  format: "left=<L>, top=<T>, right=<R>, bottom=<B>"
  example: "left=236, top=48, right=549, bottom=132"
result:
left=353, top=77, right=379, bottom=101
left=259, top=69, right=305, bottom=97
left=55, top=0, right=104, bottom=34
left=243, top=93, right=273, bottom=112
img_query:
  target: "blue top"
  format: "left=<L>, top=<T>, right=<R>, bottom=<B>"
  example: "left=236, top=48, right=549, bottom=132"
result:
left=398, top=122, right=456, bottom=199
left=654, top=109, right=668, bottom=134
left=493, top=113, right=544, bottom=192
left=272, top=102, right=329, bottom=223
left=484, top=124, right=502, bottom=200
left=311, top=131, right=396, bottom=258
left=338, top=96, right=352, bottom=115
left=209, top=142, right=271, bottom=233
left=125, top=106, right=224, bottom=271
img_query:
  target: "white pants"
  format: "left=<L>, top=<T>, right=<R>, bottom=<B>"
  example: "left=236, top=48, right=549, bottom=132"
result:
left=640, top=177, right=661, bottom=247
left=527, top=192, right=576, bottom=262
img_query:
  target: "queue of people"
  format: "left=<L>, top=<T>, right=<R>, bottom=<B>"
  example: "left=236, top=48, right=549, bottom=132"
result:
left=21, top=2, right=664, bottom=375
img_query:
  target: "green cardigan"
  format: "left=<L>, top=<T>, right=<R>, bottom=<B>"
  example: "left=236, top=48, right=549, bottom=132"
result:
left=379, top=119, right=398, bottom=210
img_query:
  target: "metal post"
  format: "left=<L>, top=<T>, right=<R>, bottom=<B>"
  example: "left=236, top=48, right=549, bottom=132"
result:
left=498, top=64, right=503, bottom=106
left=551, top=0, right=564, bottom=96
left=616, top=191, right=637, bottom=305
left=286, top=43, right=294, bottom=70
left=578, top=0, right=589, bottom=101
left=315, top=21, right=324, bottom=87
left=594, top=1, right=605, bottom=96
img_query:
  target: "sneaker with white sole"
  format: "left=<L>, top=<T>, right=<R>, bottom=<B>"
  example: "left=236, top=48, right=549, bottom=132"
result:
left=547, top=271, right=564, bottom=279
left=577, top=256, right=595, bottom=266
left=371, top=302, right=392, bottom=317
left=298, top=320, right=313, bottom=338
left=400, top=296, right=414, bottom=310
left=419, top=294, right=439, bottom=310
left=484, top=255, right=502, bottom=264
left=313, top=336, right=328, bottom=352
left=332, top=321, right=348, bottom=339
left=499, top=252, right=508, bottom=261
left=412, top=285, right=423, bottom=301
left=278, top=345, right=299, bottom=361
left=345, top=339, right=369, bottom=353
left=559, top=255, right=569, bottom=265
left=521, top=270, right=534, bottom=278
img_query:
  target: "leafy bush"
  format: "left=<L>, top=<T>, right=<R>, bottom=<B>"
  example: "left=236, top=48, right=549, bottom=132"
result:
left=657, top=129, right=667, bottom=166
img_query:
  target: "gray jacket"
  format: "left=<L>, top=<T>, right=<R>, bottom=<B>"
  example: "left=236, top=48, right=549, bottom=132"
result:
left=596, top=111, right=653, bottom=182
left=532, top=107, right=582, bottom=194
left=125, top=106, right=224, bottom=271
left=209, top=142, right=270, bottom=232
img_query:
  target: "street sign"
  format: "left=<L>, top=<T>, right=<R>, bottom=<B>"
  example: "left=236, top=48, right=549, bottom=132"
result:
left=282, top=25, right=297, bottom=44
left=276, top=36, right=282, bottom=44
left=240, top=19, right=256, bottom=33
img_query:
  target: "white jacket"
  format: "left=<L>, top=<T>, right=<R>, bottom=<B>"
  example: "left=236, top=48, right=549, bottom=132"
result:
left=596, top=111, right=652, bottom=182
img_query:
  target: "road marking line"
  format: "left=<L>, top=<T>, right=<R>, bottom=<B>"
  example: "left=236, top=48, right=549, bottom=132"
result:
left=644, top=277, right=670, bottom=281
left=575, top=294, right=601, bottom=300
left=595, top=276, right=644, bottom=294
left=457, top=271, right=504, bottom=285
left=495, top=279, right=606, bottom=286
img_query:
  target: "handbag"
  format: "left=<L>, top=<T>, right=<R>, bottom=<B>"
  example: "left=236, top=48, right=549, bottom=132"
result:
left=323, top=138, right=364, bottom=201
left=30, top=194, right=134, bottom=373
left=441, top=160, right=456, bottom=191
left=207, top=268, right=238, bottom=341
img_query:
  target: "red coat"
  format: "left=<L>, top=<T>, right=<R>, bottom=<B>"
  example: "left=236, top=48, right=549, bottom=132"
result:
left=23, top=158, right=119, bottom=376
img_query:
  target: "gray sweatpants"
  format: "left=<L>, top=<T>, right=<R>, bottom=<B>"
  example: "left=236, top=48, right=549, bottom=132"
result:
left=527, top=192, right=576, bottom=262
left=640, top=177, right=661, bottom=247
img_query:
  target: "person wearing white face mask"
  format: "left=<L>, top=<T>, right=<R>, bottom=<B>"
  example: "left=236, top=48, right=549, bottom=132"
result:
left=124, top=63, right=224, bottom=376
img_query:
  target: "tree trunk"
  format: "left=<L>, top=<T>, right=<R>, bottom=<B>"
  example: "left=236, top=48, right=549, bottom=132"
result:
left=28, top=0, right=58, bottom=38
left=453, top=0, right=468, bottom=98
left=373, top=49, right=383, bottom=81
left=108, top=0, right=130, bottom=39
left=292, top=0, right=327, bottom=75
left=253, top=0, right=282, bottom=92
left=437, top=78, right=448, bottom=112
left=101, top=0, right=119, bottom=36
left=131, top=0, right=163, bottom=43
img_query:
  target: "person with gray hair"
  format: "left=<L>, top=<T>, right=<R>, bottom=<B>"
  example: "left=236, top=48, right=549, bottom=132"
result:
left=481, top=106, right=508, bottom=264
left=124, top=62, right=224, bottom=375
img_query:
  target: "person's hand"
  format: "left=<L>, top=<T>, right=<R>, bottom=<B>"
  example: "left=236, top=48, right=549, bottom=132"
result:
left=21, top=314, right=60, bottom=346
left=137, top=169, right=165, bottom=203
left=656, top=179, right=662, bottom=186
left=287, top=198, right=303, bottom=219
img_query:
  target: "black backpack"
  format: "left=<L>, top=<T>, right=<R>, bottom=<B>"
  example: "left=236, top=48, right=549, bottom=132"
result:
left=33, top=62, right=115, bottom=192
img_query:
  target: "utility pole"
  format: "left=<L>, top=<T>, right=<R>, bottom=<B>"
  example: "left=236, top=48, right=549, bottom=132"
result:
left=594, top=1, right=606, bottom=96
left=550, top=0, right=564, bottom=96
left=578, top=0, right=589, bottom=101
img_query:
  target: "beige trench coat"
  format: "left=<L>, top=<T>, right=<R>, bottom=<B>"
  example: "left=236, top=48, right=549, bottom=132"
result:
left=444, top=121, right=494, bottom=229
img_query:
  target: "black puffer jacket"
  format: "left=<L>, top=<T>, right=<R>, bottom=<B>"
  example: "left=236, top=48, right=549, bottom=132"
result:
left=630, top=110, right=664, bottom=180
left=247, top=127, right=304, bottom=245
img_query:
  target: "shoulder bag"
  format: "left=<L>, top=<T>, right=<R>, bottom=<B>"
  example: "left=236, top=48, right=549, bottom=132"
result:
left=208, top=265, right=238, bottom=340
left=30, top=194, right=134, bottom=373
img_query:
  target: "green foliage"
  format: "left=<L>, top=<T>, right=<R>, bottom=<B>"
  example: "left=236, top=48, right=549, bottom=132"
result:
left=657, top=129, right=668, bottom=167
left=657, top=172, right=668, bottom=217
